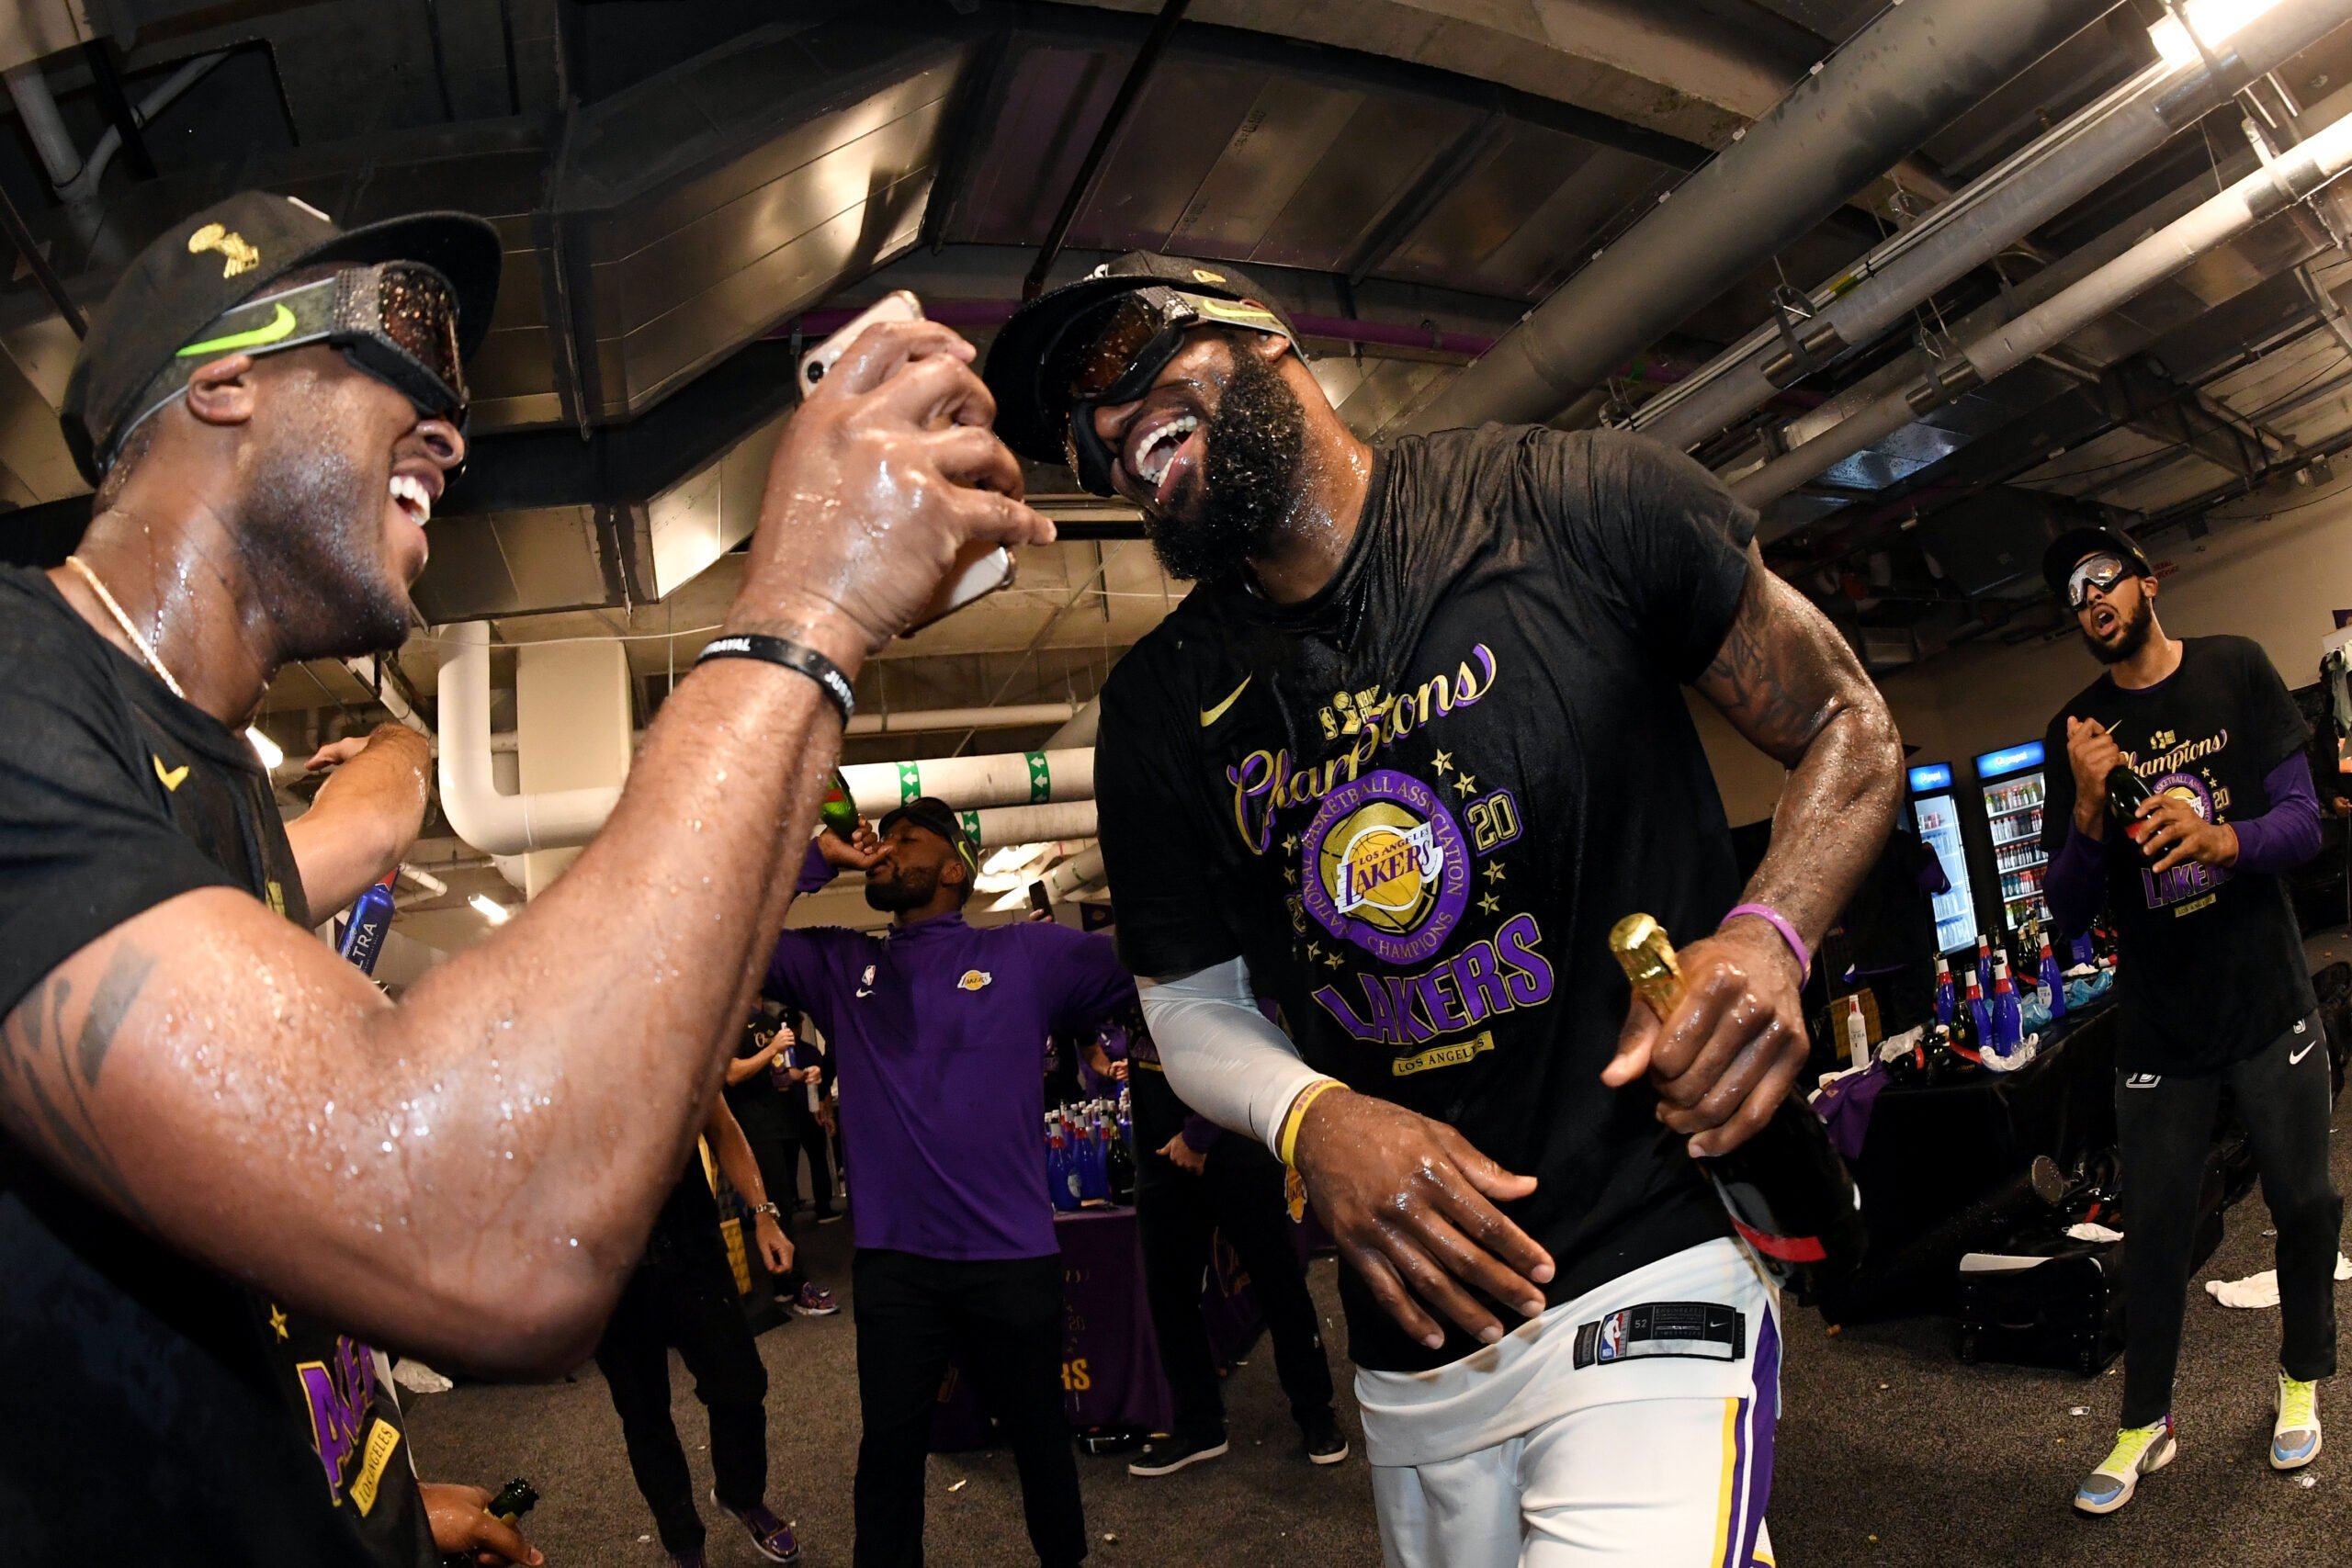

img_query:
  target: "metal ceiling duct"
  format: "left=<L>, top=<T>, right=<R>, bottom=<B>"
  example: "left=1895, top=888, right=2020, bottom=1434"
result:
left=1730, top=106, right=2352, bottom=506
left=1399, top=0, right=2121, bottom=435
left=1635, top=0, right=2352, bottom=452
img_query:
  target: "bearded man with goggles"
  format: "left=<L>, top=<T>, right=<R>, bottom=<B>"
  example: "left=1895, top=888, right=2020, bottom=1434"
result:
left=0, top=190, right=1052, bottom=1565
left=2036, top=526, right=2337, bottom=1518
left=988, top=254, right=1904, bottom=1566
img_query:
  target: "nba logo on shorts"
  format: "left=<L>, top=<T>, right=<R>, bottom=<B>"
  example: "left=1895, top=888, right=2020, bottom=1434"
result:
left=1597, top=1312, right=1627, bottom=1363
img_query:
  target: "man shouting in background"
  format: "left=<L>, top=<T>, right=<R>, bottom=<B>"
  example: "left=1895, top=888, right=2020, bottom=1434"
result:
left=987, top=255, right=1900, bottom=1566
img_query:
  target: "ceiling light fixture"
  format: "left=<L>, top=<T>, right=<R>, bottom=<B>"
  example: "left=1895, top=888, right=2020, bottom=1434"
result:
left=245, top=727, right=284, bottom=770
left=2150, top=0, right=2286, bottom=68
left=469, top=893, right=513, bottom=926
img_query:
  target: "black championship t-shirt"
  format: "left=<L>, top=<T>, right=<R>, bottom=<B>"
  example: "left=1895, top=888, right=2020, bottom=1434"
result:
left=1097, top=425, right=1754, bottom=1372
left=2040, top=635, right=2315, bottom=1074
left=0, top=567, right=435, bottom=1566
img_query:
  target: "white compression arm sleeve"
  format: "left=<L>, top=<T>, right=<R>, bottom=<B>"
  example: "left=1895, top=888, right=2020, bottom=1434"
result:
left=1138, top=958, right=1330, bottom=1157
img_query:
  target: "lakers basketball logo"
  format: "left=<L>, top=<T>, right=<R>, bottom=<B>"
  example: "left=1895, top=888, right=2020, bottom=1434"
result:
left=187, top=221, right=261, bottom=277
left=1300, top=770, right=1470, bottom=965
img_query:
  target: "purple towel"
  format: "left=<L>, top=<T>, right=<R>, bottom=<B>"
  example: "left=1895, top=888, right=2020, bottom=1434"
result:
left=1810, top=1063, right=1891, bottom=1163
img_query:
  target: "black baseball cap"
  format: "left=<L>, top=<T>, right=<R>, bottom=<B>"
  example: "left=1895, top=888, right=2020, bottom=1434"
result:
left=62, top=189, right=502, bottom=484
left=878, top=796, right=979, bottom=873
left=2041, top=525, right=2155, bottom=602
left=983, top=251, right=1303, bottom=468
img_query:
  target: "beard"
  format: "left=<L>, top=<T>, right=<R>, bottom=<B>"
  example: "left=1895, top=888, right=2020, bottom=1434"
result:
left=864, top=863, right=941, bottom=912
left=1144, top=348, right=1305, bottom=583
left=2086, top=594, right=2154, bottom=666
left=237, top=375, right=414, bottom=661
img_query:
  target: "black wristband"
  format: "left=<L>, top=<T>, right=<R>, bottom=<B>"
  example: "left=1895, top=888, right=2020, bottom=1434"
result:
left=695, top=633, right=856, bottom=724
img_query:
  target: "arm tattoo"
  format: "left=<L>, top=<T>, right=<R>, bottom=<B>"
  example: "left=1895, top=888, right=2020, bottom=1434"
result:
left=0, top=942, right=159, bottom=1224
left=1696, top=547, right=1903, bottom=943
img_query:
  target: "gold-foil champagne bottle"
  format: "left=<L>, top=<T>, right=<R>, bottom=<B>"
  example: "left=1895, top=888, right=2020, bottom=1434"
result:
left=1609, top=913, right=1866, bottom=1293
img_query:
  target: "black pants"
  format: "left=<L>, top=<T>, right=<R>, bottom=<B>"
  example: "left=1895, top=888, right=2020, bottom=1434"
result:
left=733, top=1096, right=808, bottom=1294
left=594, top=1250, right=772, bottom=1554
left=1136, top=1140, right=1334, bottom=1443
left=851, top=1249, right=1083, bottom=1568
left=2116, top=1010, right=2343, bottom=1427
left=783, top=1089, right=836, bottom=1213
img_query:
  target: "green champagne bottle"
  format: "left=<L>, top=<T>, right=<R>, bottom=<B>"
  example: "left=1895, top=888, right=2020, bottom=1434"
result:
left=820, top=768, right=858, bottom=840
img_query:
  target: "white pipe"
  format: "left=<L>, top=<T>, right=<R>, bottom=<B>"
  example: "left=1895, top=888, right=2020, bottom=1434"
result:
left=1040, top=844, right=1106, bottom=901
left=967, top=801, right=1098, bottom=847
left=1734, top=105, right=2352, bottom=507
left=838, top=749, right=1094, bottom=817
left=62, top=52, right=226, bottom=203
left=1045, top=696, right=1100, bottom=750
left=435, top=622, right=623, bottom=856
left=343, top=656, right=435, bottom=742
left=6, top=65, right=81, bottom=187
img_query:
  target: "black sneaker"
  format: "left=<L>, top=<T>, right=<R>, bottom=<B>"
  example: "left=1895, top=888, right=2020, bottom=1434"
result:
left=1304, top=1418, right=1351, bottom=1466
left=1126, top=1432, right=1228, bottom=1477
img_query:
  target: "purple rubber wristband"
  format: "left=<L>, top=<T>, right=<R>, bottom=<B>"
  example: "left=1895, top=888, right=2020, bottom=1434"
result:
left=1722, top=902, right=1812, bottom=984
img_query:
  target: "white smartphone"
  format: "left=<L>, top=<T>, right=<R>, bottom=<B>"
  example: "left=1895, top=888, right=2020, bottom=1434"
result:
left=797, top=288, right=1017, bottom=635
left=797, top=289, right=924, bottom=398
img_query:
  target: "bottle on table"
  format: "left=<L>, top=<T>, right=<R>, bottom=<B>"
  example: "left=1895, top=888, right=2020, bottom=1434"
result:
left=1609, top=914, right=1865, bottom=1292
left=1989, top=954, right=2023, bottom=1056
left=1962, top=969, right=1992, bottom=1050
left=1933, top=956, right=1956, bottom=1025
left=2037, top=939, right=2067, bottom=1022
left=1844, top=996, right=1871, bottom=1073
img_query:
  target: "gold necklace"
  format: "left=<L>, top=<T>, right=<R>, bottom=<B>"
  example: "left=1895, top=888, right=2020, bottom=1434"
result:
left=63, top=553, right=187, bottom=700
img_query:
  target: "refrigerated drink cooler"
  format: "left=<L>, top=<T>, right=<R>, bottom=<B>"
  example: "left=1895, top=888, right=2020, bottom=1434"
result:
left=1905, top=762, right=1981, bottom=955
left=1973, top=740, right=2050, bottom=942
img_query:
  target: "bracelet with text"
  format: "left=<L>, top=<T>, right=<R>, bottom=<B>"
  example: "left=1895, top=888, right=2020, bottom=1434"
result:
left=1720, top=901, right=1811, bottom=985
left=1277, top=1078, right=1346, bottom=1168
left=695, top=633, right=855, bottom=726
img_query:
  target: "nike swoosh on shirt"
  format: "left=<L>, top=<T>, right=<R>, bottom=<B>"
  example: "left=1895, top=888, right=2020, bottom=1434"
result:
left=1199, top=675, right=1252, bottom=728
left=153, top=755, right=189, bottom=792
left=2291, top=1041, right=2319, bottom=1066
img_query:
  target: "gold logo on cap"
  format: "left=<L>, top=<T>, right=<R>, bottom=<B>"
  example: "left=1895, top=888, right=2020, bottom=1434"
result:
left=1191, top=267, right=1227, bottom=284
left=187, top=222, right=260, bottom=278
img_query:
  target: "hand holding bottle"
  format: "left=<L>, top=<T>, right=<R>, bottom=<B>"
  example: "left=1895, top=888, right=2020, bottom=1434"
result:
left=2064, top=717, right=2123, bottom=835
left=2135, top=792, right=2238, bottom=873
left=1600, top=915, right=1808, bottom=1158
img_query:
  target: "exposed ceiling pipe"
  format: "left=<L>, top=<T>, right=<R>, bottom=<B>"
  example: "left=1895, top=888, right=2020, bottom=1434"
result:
left=62, top=52, right=230, bottom=204
left=437, top=622, right=1097, bottom=855
left=1039, top=843, right=1107, bottom=903
left=1731, top=105, right=2352, bottom=512
left=1045, top=697, right=1100, bottom=750
left=436, top=622, right=623, bottom=857
left=5, top=64, right=83, bottom=187
left=1398, top=0, right=2121, bottom=435
left=343, top=656, right=434, bottom=742
left=837, top=749, right=1095, bottom=818
left=1635, top=0, right=2352, bottom=452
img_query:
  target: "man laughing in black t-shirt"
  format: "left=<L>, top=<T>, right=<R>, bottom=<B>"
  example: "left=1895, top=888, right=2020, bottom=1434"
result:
left=2038, top=527, right=2338, bottom=1517
left=985, top=255, right=1903, bottom=1565
left=0, top=192, right=1052, bottom=1565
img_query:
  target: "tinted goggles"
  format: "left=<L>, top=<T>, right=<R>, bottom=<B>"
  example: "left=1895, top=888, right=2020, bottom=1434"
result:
left=1057, top=287, right=1292, bottom=497
left=2065, top=554, right=2132, bottom=609
left=111, top=263, right=469, bottom=470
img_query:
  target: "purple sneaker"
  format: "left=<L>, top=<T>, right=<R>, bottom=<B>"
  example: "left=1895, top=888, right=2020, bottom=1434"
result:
left=792, top=1281, right=839, bottom=1318
left=712, top=1493, right=801, bottom=1564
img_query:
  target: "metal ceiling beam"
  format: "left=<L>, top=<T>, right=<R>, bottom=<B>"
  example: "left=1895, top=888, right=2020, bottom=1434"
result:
left=1399, top=0, right=2121, bottom=434
left=1022, top=0, right=1189, bottom=300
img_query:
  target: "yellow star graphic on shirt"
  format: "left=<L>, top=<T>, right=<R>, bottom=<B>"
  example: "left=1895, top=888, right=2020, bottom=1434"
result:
left=1477, top=892, right=1502, bottom=916
left=1283, top=865, right=1299, bottom=886
left=1454, top=773, right=1478, bottom=796
left=1430, top=750, right=1453, bottom=776
left=1324, top=949, right=1344, bottom=969
left=1283, top=834, right=1299, bottom=855
left=1307, top=942, right=1324, bottom=963
left=267, top=1304, right=289, bottom=1341
left=1483, top=862, right=1506, bottom=885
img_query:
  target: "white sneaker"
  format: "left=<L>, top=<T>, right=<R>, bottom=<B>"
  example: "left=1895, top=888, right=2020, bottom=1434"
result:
left=2073, top=1417, right=2176, bottom=1515
left=2273, top=1374, right=2323, bottom=1471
